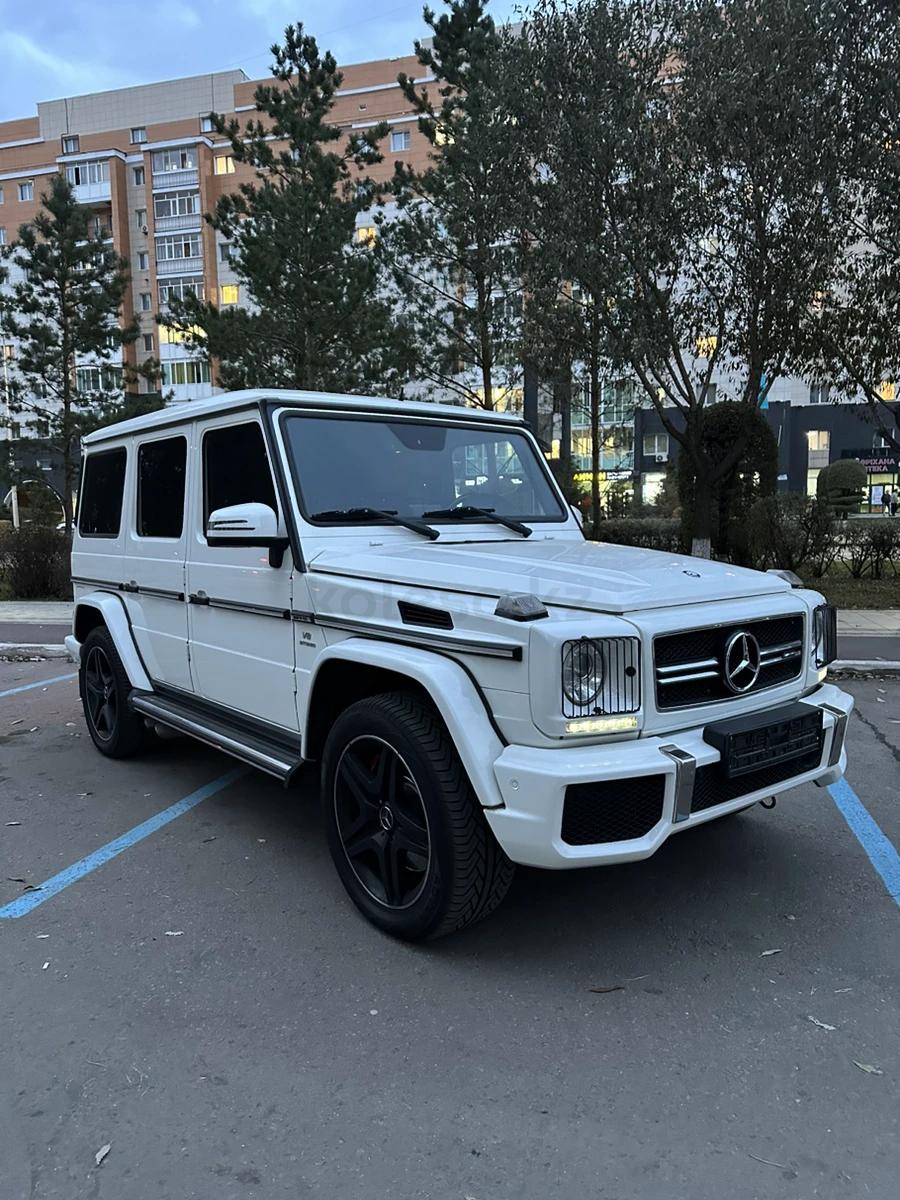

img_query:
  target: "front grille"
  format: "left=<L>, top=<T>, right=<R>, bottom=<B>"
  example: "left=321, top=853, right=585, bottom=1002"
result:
left=655, top=614, right=804, bottom=709
left=561, top=776, right=665, bottom=845
left=691, top=743, right=823, bottom=813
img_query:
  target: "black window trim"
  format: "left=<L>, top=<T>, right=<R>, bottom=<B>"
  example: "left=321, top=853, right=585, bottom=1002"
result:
left=77, top=445, right=128, bottom=539
left=277, top=408, right=570, bottom=529
left=200, top=417, right=280, bottom=542
left=135, top=433, right=188, bottom=540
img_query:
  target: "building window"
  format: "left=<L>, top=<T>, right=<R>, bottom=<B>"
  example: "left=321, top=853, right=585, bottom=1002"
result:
left=78, top=448, right=127, bottom=537
left=75, top=365, right=123, bottom=394
left=135, top=208, right=147, bottom=231
left=158, top=276, right=204, bottom=307
left=2, top=343, right=15, bottom=361
left=151, top=147, right=198, bottom=173
left=220, top=284, right=239, bottom=306
left=807, top=430, right=830, bottom=453
left=643, top=433, right=669, bottom=459
left=156, top=233, right=202, bottom=261
left=809, top=382, right=830, bottom=405
left=143, top=333, right=154, bottom=352
left=133, top=166, right=145, bottom=187
left=153, top=190, right=200, bottom=219
left=64, top=160, right=109, bottom=187
left=139, top=292, right=152, bottom=311
left=161, top=359, right=211, bottom=386
left=131, top=127, right=147, bottom=144
left=137, top=436, right=187, bottom=538
left=62, top=135, right=80, bottom=154
left=18, top=182, right=33, bottom=201
left=138, top=251, right=150, bottom=270
left=200, top=115, right=215, bottom=132
left=876, top=380, right=896, bottom=401
left=214, top=155, right=235, bottom=175
left=356, top=226, right=377, bottom=247
left=89, top=215, right=109, bottom=239
left=0, top=186, right=4, bottom=204
left=390, top=129, right=411, bottom=152
left=0, top=228, right=6, bottom=247
left=219, top=242, right=232, bottom=262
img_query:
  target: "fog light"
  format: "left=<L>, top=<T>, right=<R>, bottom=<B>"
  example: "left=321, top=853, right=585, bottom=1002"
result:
left=565, top=715, right=639, bottom=736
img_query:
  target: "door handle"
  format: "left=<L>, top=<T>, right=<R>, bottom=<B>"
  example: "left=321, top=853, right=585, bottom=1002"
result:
left=189, top=590, right=210, bottom=605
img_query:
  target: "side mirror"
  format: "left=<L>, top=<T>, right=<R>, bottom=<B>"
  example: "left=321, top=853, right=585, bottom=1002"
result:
left=206, top=502, right=290, bottom=568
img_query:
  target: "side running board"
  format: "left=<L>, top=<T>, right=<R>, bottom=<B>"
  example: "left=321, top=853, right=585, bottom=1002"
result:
left=130, top=691, right=304, bottom=785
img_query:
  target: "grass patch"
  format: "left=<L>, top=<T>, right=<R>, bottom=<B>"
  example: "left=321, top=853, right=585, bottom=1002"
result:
left=801, top=574, right=899, bottom=609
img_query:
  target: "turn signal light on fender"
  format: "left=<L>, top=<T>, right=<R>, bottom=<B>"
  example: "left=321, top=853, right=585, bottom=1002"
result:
left=565, top=715, right=639, bottom=736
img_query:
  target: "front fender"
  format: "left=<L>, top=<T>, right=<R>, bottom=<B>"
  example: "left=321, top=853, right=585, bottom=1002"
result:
left=72, top=591, right=152, bottom=691
left=305, top=639, right=506, bottom=809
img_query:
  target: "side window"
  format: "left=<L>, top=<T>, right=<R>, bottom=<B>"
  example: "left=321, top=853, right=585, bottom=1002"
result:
left=78, top=448, right=127, bottom=537
left=203, top=422, right=277, bottom=528
left=137, top=436, right=187, bottom=537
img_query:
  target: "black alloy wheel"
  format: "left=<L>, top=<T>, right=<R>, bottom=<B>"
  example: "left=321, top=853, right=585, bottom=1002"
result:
left=334, top=735, right=431, bottom=909
left=79, top=626, right=150, bottom=758
left=321, top=692, right=515, bottom=941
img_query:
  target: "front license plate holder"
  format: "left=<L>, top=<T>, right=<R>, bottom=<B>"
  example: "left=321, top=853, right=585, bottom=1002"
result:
left=703, top=702, right=824, bottom=779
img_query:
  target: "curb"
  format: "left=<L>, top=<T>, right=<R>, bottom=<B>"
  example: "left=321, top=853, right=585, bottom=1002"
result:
left=0, top=643, right=74, bottom=662
left=829, top=660, right=900, bottom=677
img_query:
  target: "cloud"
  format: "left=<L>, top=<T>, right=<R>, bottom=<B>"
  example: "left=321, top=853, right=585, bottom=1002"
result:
left=2, top=31, right=134, bottom=103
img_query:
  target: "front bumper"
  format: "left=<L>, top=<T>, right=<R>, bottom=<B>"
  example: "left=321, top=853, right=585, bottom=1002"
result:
left=484, top=682, right=852, bottom=869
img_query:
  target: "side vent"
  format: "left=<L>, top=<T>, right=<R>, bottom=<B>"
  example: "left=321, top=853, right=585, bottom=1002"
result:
left=398, top=601, right=454, bottom=630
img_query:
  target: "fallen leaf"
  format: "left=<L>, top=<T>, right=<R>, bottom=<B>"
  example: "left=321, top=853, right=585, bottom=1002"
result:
left=164, top=930, right=183, bottom=937
left=369, top=1009, right=378, bottom=1015
left=748, top=1152, right=791, bottom=1170
left=95, top=1144, right=111, bottom=1167
left=10, top=718, right=23, bottom=726
left=876, top=697, right=885, bottom=703
left=834, top=987, right=852, bottom=994
left=7, top=877, right=26, bottom=883
left=807, top=1015, right=836, bottom=1031
left=22, top=884, right=41, bottom=893
left=589, top=985, right=625, bottom=994
left=76, top=792, right=92, bottom=798
left=853, top=1061, right=883, bottom=1075
left=5, top=821, right=21, bottom=827
left=36, top=934, right=49, bottom=939
left=760, top=949, right=783, bottom=957
left=41, top=962, right=49, bottom=970
left=28, top=727, right=37, bottom=732
left=202, top=836, right=216, bottom=843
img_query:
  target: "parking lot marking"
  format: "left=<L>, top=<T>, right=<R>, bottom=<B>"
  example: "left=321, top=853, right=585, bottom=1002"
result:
left=829, top=777, right=900, bottom=908
left=0, top=766, right=247, bottom=920
left=0, top=672, right=78, bottom=700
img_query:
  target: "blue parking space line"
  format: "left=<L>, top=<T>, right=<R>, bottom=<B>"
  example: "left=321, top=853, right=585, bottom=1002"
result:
left=0, top=766, right=247, bottom=919
left=828, top=777, right=900, bottom=908
left=0, top=672, right=78, bottom=700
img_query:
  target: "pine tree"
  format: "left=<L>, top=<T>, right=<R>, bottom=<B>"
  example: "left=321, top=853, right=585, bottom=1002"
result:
left=387, top=0, right=524, bottom=409
left=0, top=174, right=153, bottom=533
left=166, top=25, right=412, bottom=394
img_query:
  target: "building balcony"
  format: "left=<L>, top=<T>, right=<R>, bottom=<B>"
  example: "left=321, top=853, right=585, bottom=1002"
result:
left=156, top=256, right=204, bottom=276
left=152, top=168, right=199, bottom=191
left=72, top=180, right=111, bottom=204
left=153, top=213, right=202, bottom=234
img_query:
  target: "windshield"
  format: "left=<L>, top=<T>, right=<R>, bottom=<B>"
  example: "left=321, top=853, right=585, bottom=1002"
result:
left=282, top=413, right=566, bottom=525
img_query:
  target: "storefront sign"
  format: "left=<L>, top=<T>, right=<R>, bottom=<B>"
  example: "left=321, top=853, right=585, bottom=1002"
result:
left=840, top=449, right=899, bottom=473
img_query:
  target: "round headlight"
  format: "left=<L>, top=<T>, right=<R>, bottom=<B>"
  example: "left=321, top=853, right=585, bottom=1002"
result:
left=562, top=639, right=604, bottom=706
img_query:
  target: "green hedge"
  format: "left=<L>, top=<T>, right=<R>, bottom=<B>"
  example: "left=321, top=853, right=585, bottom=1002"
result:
left=594, top=517, right=682, bottom=553
left=0, top=525, right=71, bottom=600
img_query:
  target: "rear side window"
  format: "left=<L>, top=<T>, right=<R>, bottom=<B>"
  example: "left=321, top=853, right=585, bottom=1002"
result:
left=203, top=422, right=277, bottom=526
left=78, top=448, right=127, bottom=537
left=137, top=436, right=187, bottom=537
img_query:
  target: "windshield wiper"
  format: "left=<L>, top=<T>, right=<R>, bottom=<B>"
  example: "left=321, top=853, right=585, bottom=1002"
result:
left=310, top=507, right=440, bottom=541
left=422, top=505, right=532, bottom=537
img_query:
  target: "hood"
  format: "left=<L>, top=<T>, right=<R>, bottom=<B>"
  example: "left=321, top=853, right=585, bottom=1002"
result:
left=309, top=536, right=790, bottom=614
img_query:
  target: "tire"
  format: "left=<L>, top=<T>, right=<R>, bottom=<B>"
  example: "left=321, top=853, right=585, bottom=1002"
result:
left=321, top=692, right=515, bottom=941
left=79, top=626, right=149, bottom=758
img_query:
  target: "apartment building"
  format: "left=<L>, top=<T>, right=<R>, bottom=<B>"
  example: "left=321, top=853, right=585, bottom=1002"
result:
left=0, top=59, right=429, bottom=417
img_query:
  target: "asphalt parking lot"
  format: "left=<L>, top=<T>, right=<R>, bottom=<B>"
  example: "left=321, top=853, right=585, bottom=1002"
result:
left=1, top=661, right=897, bottom=1200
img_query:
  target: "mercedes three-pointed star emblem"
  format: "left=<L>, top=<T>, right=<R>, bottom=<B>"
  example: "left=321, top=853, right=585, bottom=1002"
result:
left=723, top=630, right=762, bottom=693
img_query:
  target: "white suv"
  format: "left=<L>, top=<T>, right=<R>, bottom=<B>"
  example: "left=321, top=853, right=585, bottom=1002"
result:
left=67, top=389, right=852, bottom=939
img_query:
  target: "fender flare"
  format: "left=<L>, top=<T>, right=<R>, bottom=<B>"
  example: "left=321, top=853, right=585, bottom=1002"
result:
left=306, top=639, right=507, bottom=809
left=72, top=591, right=152, bottom=691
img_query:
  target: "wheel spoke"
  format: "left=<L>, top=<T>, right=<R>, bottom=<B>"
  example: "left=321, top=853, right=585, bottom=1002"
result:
left=381, top=840, right=404, bottom=907
left=340, top=750, right=380, bottom=809
left=343, top=826, right=380, bottom=863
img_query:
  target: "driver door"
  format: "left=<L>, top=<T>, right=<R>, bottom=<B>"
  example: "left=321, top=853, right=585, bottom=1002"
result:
left=186, top=415, right=298, bottom=731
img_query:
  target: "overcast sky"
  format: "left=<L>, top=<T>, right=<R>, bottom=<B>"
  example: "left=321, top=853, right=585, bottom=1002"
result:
left=0, top=0, right=517, bottom=123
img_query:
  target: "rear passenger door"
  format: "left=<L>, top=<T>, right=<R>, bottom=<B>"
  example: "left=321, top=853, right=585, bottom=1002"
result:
left=186, top=415, right=298, bottom=730
left=124, top=433, right=192, bottom=691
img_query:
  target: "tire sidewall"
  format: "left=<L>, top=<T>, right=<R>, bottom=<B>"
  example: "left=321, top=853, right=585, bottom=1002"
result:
left=79, top=627, right=141, bottom=757
left=322, top=698, right=461, bottom=940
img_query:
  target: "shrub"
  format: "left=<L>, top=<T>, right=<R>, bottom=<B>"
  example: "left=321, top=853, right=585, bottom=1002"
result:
left=747, top=493, right=836, bottom=574
left=0, top=525, right=71, bottom=599
left=594, top=517, right=682, bottom=553
left=816, top=459, right=867, bottom=516
left=843, top=518, right=900, bottom=579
